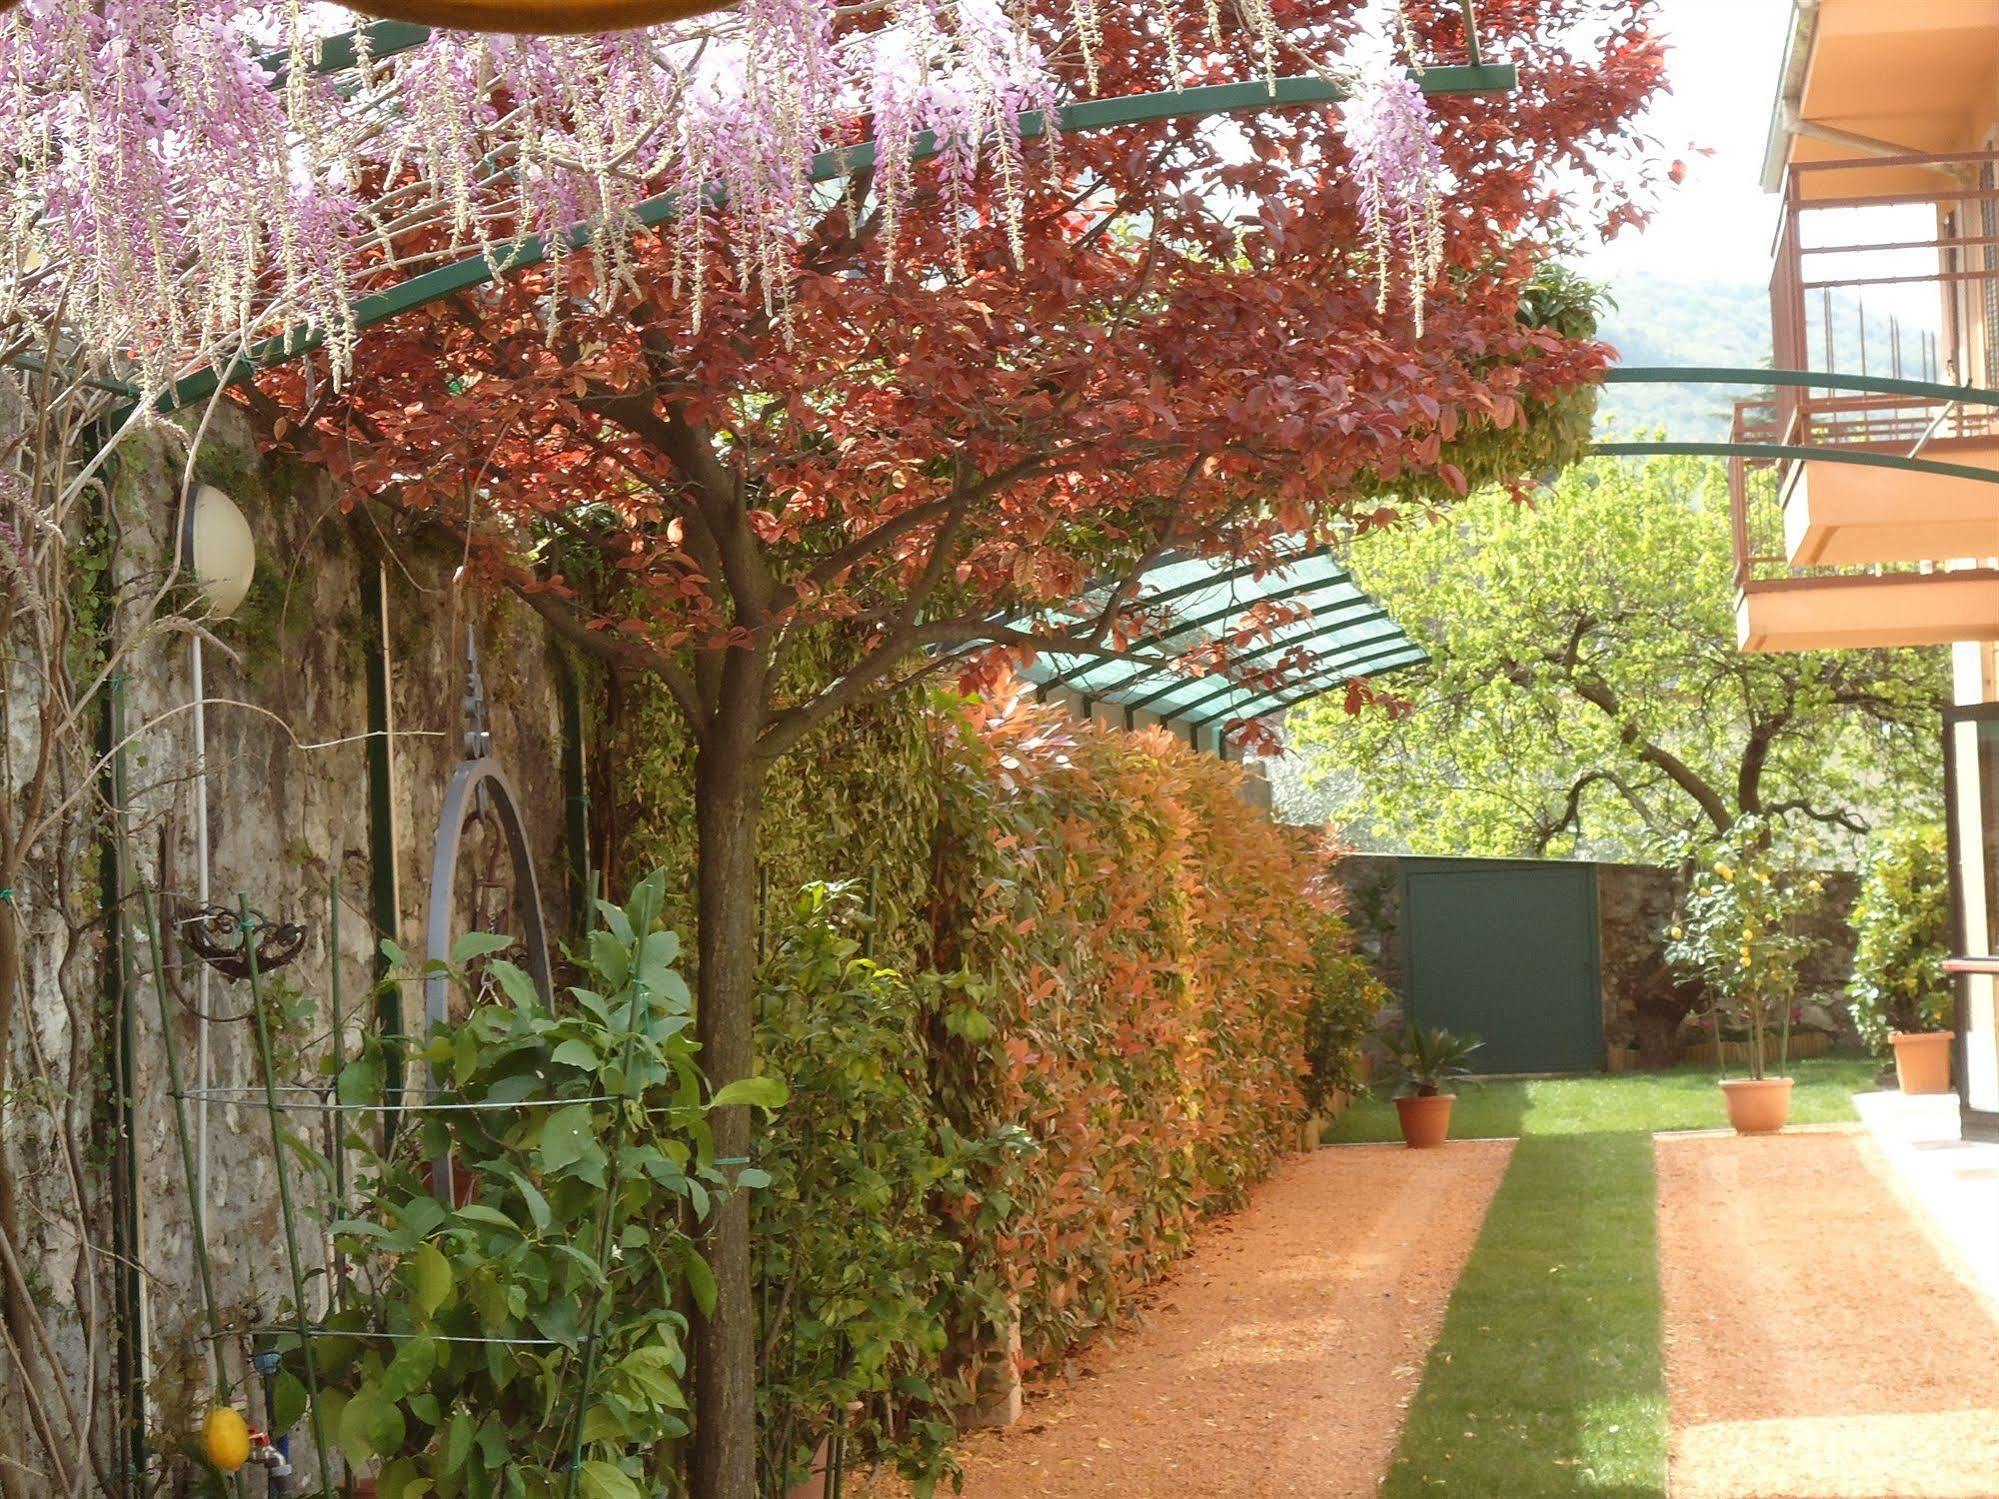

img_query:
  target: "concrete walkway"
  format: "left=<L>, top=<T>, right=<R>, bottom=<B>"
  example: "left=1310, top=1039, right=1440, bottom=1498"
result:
left=1855, top=1088, right=1999, bottom=1314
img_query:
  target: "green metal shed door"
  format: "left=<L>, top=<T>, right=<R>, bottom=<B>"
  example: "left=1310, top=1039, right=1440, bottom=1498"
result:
left=1401, top=860, right=1601, bottom=1074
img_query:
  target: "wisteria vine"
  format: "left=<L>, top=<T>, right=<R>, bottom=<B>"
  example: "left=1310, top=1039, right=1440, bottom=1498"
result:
left=0, top=0, right=1449, bottom=398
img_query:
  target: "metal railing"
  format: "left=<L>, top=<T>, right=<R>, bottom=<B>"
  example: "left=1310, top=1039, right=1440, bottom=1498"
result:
left=1727, top=396, right=1789, bottom=592
left=1727, top=148, right=1999, bottom=587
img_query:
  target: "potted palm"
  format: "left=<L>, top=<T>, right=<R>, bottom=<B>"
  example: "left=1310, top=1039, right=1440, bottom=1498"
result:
left=1665, top=817, right=1824, bottom=1134
left=1849, top=822, right=1954, bottom=1095
left=1378, top=1025, right=1482, bottom=1148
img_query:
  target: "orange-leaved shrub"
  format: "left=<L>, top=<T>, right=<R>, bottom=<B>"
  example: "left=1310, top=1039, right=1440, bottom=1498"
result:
left=927, top=692, right=1324, bottom=1371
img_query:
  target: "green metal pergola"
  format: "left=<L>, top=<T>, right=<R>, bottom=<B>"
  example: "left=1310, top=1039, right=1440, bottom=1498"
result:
left=1591, top=365, right=1999, bottom=484
left=1021, top=549, right=1427, bottom=749
left=149, top=56, right=1516, bottom=414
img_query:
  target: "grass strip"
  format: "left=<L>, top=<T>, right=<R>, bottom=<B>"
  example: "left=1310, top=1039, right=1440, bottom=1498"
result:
left=1381, top=1131, right=1667, bottom=1497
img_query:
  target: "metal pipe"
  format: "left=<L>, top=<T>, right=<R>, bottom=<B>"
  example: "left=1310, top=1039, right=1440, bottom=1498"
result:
left=192, top=635, right=213, bottom=1214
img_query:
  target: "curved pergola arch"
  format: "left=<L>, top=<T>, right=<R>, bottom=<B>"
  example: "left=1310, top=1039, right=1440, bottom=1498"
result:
left=1594, top=364, right=1999, bottom=480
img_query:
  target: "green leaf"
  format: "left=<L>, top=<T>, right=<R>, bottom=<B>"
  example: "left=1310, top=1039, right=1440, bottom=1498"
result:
left=486, top=957, right=545, bottom=1010
left=453, top=1204, right=521, bottom=1233
left=579, top=1461, right=642, bottom=1499
left=380, top=1334, right=437, bottom=1401
left=538, top=1102, right=607, bottom=1185
left=708, top=1076, right=787, bottom=1111
left=337, top=1381, right=405, bottom=1469
left=680, top=1244, right=718, bottom=1318
left=480, top=1071, right=544, bottom=1106
left=337, top=1055, right=383, bottom=1107
left=451, top=931, right=516, bottom=964
left=409, top=1241, right=454, bottom=1319
left=549, top=1038, right=599, bottom=1071
left=586, top=929, right=630, bottom=990
left=269, top=1369, right=308, bottom=1435
left=442, top=1409, right=474, bottom=1475
left=378, top=1458, right=433, bottom=1499
left=624, top=868, right=667, bottom=937
left=593, top=899, right=634, bottom=945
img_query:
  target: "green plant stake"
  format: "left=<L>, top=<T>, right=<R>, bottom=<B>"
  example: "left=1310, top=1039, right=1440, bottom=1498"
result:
left=562, top=878, right=662, bottom=1498
left=329, top=876, right=349, bottom=1307
left=242, top=894, right=337, bottom=1488
left=137, top=888, right=232, bottom=1396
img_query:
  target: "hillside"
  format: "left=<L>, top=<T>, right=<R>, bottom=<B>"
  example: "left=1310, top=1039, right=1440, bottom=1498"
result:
left=1593, top=274, right=1771, bottom=439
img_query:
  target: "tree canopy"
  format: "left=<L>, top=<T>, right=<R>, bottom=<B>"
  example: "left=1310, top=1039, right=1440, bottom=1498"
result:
left=244, top=3, right=1666, bottom=1490
left=1285, top=454, right=1948, bottom=862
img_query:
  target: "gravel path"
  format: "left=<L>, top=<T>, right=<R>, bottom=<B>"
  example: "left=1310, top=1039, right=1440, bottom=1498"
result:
left=875, top=1139, right=1511, bottom=1499
left=1657, top=1127, right=1999, bottom=1498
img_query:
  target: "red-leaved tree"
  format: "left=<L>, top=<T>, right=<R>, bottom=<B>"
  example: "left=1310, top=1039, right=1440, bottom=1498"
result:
left=255, top=1, right=1664, bottom=1488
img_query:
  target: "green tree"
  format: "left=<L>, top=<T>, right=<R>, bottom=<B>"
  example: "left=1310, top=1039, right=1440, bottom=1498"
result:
left=1848, top=821, right=1953, bottom=1050
left=1287, top=454, right=1947, bottom=863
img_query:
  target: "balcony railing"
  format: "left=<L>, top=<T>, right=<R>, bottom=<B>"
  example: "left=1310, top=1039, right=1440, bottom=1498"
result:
left=1772, top=148, right=1999, bottom=435
left=1732, top=148, right=1999, bottom=593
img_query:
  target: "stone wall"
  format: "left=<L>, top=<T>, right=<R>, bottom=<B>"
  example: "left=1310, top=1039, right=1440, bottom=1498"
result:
left=4, top=404, right=579, bottom=1475
left=1327, top=852, right=1860, bottom=1070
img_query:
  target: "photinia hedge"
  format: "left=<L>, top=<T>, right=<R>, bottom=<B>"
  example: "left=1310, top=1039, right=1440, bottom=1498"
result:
left=927, top=693, right=1324, bottom=1371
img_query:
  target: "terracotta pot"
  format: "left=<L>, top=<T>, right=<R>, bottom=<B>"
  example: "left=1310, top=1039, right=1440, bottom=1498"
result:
left=340, top=0, right=734, bottom=36
left=1395, top=1093, right=1455, bottom=1149
left=1890, top=1030, right=1953, bottom=1095
left=1719, top=1077, right=1793, bottom=1134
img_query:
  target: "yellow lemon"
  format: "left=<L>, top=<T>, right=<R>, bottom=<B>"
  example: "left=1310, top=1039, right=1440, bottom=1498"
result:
left=201, top=1407, right=251, bottom=1472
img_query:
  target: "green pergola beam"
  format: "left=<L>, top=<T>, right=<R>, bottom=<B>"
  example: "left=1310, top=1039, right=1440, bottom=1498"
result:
left=1020, top=547, right=1336, bottom=661
left=154, top=62, right=1516, bottom=414
left=272, top=2, right=1501, bottom=82
left=1604, top=364, right=1999, bottom=410
left=1099, top=592, right=1393, bottom=713
left=259, top=19, right=431, bottom=77
left=1590, top=439, right=1999, bottom=485
left=1182, top=642, right=1427, bottom=728
left=1154, top=617, right=1414, bottom=720
left=1032, top=569, right=1376, bottom=696
left=1200, top=643, right=1426, bottom=727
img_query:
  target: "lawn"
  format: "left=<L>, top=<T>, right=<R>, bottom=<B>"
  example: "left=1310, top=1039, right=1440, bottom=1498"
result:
left=1323, top=1055, right=1879, bottom=1143
left=1355, top=1055, right=1878, bottom=1497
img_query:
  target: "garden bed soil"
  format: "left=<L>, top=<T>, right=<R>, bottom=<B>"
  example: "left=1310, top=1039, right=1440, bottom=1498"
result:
left=1656, top=1127, right=1999, bottom=1498
left=867, top=1140, right=1511, bottom=1497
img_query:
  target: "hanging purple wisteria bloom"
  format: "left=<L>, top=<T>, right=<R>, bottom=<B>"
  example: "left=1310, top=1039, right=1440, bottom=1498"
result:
left=1342, top=58, right=1446, bottom=334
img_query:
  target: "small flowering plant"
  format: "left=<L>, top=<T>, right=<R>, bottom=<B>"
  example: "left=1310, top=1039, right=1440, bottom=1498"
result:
left=1664, top=816, right=1826, bottom=1080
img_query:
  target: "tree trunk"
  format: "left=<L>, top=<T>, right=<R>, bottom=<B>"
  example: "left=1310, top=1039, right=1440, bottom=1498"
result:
left=689, top=697, right=765, bottom=1499
left=0, top=899, right=32, bottom=1499
left=1632, top=996, right=1683, bottom=1070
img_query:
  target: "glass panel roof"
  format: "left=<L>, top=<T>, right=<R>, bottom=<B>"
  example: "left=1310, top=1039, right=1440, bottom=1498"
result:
left=1018, top=549, right=1425, bottom=729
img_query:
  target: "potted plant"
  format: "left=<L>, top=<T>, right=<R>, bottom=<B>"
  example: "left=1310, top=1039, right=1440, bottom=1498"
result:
left=1378, top=1025, right=1482, bottom=1148
left=1665, top=816, right=1824, bottom=1134
left=1849, top=822, right=1954, bottom=1094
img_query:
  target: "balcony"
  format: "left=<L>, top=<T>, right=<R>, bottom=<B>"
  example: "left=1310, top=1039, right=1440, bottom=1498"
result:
left=1731, top=148, right=1999, bottom=653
